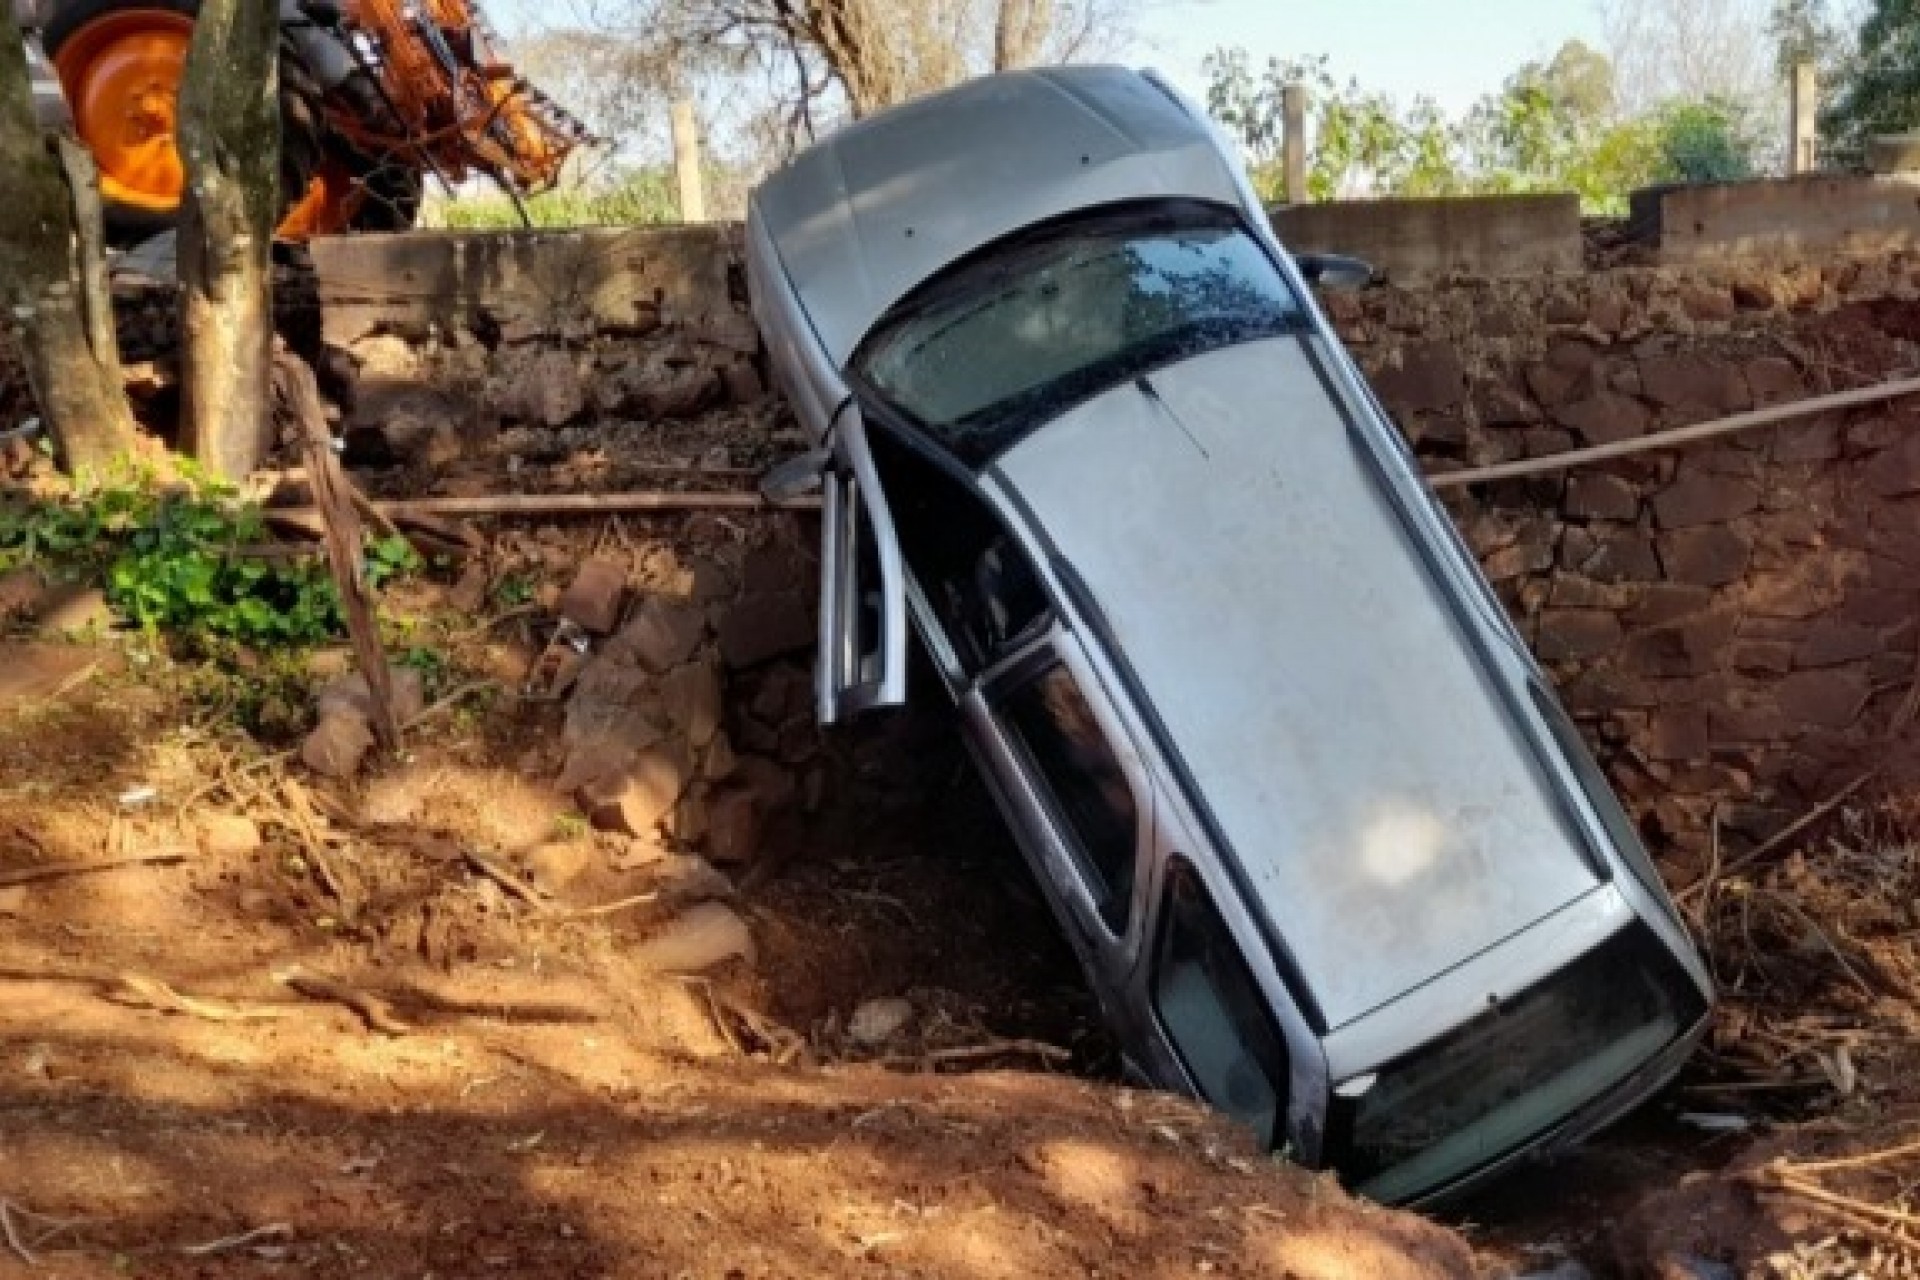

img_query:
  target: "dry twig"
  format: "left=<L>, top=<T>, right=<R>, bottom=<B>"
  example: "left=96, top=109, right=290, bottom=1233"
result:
left=462, top=849, right=551, bottom=912
left=179, top=1222, right=293, bottom=1257
left=276, top=967, right=411, bottom=1035
left=1679, top=771, right=1879, bottom=903
left=0, top=850, right=188, bottom=887
left=103, top=973, right=296, bottom=1023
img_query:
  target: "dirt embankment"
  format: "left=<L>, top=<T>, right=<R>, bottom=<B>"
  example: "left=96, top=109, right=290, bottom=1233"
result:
left=0, top=415, right=1473, bottom=1280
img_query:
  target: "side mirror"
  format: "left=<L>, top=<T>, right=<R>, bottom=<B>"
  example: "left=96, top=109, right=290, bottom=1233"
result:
left=759, top=448, right=830, bottom=504
left=1296, top=252, right=1375, bottom=291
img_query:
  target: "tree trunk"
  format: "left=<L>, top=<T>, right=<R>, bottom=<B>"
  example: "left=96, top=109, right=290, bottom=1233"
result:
left=0, top=4, right=139, bottom=473
left=994, top=0, right=1054, bottom=71
left=178, top=0, right=280, bottom=480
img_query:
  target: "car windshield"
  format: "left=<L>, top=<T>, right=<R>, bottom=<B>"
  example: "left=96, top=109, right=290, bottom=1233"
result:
left=1329, top=922, right=1707, bottom=1204
left=851, top=202, right=1310, bottom=465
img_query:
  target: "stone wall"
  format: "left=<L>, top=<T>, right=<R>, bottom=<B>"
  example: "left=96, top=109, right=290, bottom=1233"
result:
left=1338, top=253, right=1920, bottom=868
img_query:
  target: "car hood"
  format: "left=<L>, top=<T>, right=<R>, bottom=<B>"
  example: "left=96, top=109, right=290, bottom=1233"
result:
left=991, top=337, right=1601, bottom=1030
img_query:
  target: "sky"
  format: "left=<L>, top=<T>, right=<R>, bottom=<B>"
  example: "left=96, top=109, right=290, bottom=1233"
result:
left=1135, top=0, right=1607, bottom=116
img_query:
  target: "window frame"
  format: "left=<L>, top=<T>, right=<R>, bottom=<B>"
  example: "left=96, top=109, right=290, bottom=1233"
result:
left=992, top=651, right=1148, bottom=935
left=1148, top=856, right=1293, bottom=1152
left=843, top=197, right=1313, bottom=470
left=860, top=411, right=1055, bottom=683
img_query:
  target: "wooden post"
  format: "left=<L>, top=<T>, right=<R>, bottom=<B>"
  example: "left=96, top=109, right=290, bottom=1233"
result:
left=1282, top=83, right=1308, bottom=205
left=671, top=99, right=707, bottom=224
left=1790, top=60, right=1819, bottom=175
left=276, top=354, right=401, bottom=752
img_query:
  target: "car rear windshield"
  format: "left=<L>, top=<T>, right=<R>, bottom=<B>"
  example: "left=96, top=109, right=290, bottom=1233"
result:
left=1330, top=922, right=1707, bottom=1204
left=850, top=201, right=1310, bottom=466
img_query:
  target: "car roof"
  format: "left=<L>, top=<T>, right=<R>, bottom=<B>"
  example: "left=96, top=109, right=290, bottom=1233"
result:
left=751, top=65, right=1245, bottom=368
left=990, top=336, right=1604, bottom=1031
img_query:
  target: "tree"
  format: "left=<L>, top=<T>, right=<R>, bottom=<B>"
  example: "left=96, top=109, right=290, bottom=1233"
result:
left=1597, top=0, right=1778, bottom=156
left=1822, top=0, right=1920, bottom=156
left=1657, top=98, right=1761, bottom=180
left=1204, top=51, right=1464, bottom=201
left=595, top=0, right=1138, bottom=133
left=0, top=2, right=139, bottom=472
left=177, top=0, right=280, bottom=479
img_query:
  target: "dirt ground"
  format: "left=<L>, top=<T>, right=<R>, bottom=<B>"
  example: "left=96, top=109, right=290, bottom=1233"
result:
left=0, top=527, right=1474, bottom=1280
left=10, top=316, right=1920, bottom=1279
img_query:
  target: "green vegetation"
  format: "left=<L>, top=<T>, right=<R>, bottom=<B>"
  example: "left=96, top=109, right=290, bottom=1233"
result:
left=0, top=466, right=418, bottom=651
left=431, top=170, right=680, bottom=230
left=1205, top=38, right=1765, bottom=214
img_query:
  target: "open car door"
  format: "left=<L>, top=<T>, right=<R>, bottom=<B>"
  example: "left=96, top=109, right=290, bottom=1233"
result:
left=763, top=401, right=909, bottom=725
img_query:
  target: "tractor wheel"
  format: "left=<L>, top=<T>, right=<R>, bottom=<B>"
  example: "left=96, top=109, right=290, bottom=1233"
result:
left=43, top=0, right=200, bottom=240
left=44, top=0, right=329, bottom=242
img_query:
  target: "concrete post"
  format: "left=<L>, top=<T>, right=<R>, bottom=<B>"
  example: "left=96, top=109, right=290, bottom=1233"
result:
left=1282, top=83, right=1308, bottom=205
left=1790, top=60, right=1819, bottom=175
left=671, top=99, right=707, bottom=223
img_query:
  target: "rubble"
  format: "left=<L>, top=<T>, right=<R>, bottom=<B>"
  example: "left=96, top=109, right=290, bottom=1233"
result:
left=626, top=901, right=755, bottom=973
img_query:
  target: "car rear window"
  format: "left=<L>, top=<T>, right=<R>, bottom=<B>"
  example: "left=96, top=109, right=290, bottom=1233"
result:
left=850, top=201, right=1309, bottom=466
left=1328, top=922, right=1707, bottom=1204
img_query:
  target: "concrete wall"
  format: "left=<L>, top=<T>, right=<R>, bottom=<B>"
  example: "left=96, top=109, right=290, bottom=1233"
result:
left=308, top=225, right=750, bottom=349
left=1338, top=252, right=1920, bottom=874
left=1270, top=194, right=1582, bottom=283
left=1634, top=175, right=1920, bottom=264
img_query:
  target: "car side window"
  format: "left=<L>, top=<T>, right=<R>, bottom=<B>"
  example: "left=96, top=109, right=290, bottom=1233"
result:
left=999, top=662, right=1138, bottom=932
left=866, top=423, right=1048, bottom=674
left=1153, top=861, right=1289, bottom=1149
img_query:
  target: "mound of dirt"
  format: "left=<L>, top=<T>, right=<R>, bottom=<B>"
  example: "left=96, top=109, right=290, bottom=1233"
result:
left=0, top=617, right=1473, bottom=1279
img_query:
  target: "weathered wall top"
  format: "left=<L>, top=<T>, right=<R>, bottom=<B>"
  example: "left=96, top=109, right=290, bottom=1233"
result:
left=1270, top=194, right=1583, bottom=284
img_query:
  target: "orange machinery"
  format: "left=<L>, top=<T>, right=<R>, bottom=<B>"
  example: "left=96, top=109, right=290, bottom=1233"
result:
left=37, top=0, right=593, bottom=238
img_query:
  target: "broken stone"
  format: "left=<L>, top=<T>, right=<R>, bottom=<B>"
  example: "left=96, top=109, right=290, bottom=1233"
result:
left=1554, top=392, right=1651, bottom=446
left=847, top=997, right=915, bottom=1048
left=302, top=710, right=376, bottom=778
left=1777, top=668, right=1870, bottom=729
left=1744, top=357, right=1805, bottom=407
left=0, top=567, right=45, bottom=620
left=627, top=902, right=754, bottom=973
left=1657, top=526, right=1751, bottom=588
left=1579, top=534, right=1662, bottom=584
left=514, top=351, right=587, bottom=427
left=660, top=658, right=723, bottom=748
left=717, top=592, right=813, bottom=669
left=359, top=769, right=425, bottom=826
left=523, top=841, right=595, bottom=892
left=558, top=558, right=628, bottom=635
left=36, top=584, right=113, bottom=636
left=1535, top=609, right=1623, bottom=662
left=1372, top=342, right=1464, bottom=414
left=580, top=744, right=691, bottom=837
left=1564, top=474, right=1640, bottom=521
left=1795, top=620, right=1881, bottom=669
left=197, top=814, right=263, bottom=858
left=720, top=360, right=765, bottom=405
left=704, top=787, right=760, bottom=865
left=1863, top=435, right=1920, bottom=497
left=702, top=733, right=738, bottom=783
left=610, top=596, right=706, bottom=673
left=1651, top=476, right=1759, bottom=529
left=317, top=667, right=427, bottom=726
left=1638, top=354, right=1752, bottom=416
left=447, top=561, right=490, bottom=614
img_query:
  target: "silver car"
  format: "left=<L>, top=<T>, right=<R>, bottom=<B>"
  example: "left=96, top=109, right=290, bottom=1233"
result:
left=746, top=65, right=1712, bottom=1206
